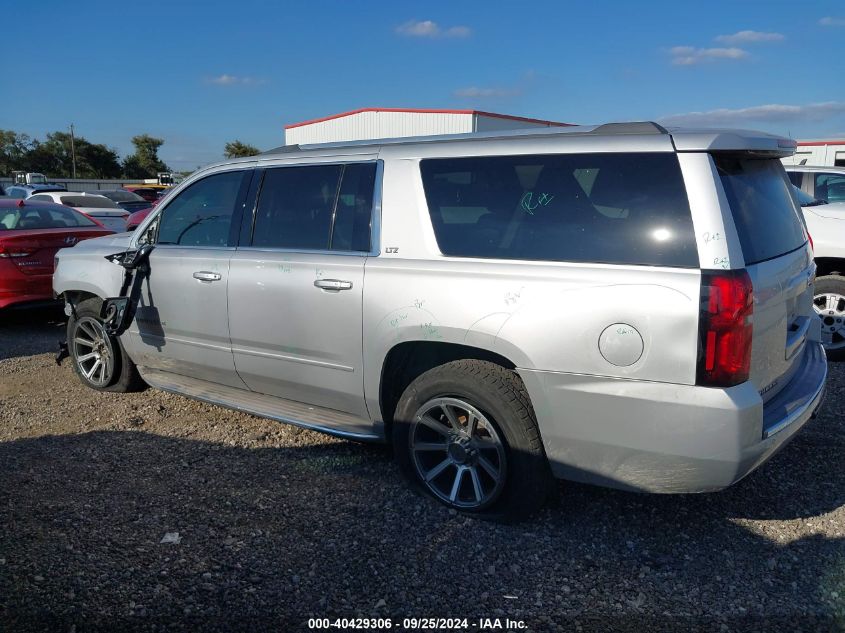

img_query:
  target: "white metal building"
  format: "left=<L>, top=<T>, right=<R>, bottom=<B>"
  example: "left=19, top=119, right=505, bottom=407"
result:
left=284, top=107, right=572, bottom=145
left=782, top=138, right=845, bottom=167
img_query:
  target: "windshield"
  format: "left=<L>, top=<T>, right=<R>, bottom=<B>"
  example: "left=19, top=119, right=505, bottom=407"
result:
left=0, top=205, right=98, bottom=229
left=60, top=195, right=121, bottom=209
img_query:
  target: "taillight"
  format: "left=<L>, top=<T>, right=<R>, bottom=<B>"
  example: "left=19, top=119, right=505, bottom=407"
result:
left=808, top=232, right=814, bottom=252
left=0, top=244, right=33, bottom=258
left=696, top=270, right=753, bottom=387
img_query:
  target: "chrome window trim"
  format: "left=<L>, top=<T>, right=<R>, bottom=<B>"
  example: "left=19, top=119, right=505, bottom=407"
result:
left=235, top=246, right=368, bottom=257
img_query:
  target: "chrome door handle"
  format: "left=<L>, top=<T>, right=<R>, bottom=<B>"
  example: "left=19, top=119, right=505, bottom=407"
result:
left=193, top=271, right=222, bottom=282
left=314, top=279, right=353, bottom=291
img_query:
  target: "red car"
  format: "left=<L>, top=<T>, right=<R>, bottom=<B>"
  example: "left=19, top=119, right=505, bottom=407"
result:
left=0, top=199, right=113, bottom=309
left=126, top=188, right=172, bottom=231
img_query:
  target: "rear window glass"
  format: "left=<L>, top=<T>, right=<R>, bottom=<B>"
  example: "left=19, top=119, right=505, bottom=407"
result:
left=100, top=190, right=145, bottom=203
left=715, top=157, right=807, bottom=265
left=60, top=195, right=120, bottom=209
left=420, top=153, right=697, bottom=267
left=0, top=205, right=97, bottom=230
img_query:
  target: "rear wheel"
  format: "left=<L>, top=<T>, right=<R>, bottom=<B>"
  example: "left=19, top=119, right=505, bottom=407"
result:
left=392, top=360, right=553, bottom=521
left=67, top=298, right=145, bottom=392
left=813, top=275, right=845, bottom=361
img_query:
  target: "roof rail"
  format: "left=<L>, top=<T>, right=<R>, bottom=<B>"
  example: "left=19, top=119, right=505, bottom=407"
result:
left=261, top=144, right=302, bottom=155
left=589, top=121, right=668, bottom=135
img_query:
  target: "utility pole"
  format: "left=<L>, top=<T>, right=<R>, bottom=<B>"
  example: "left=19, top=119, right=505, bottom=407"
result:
left=69, top=123, right=77, bottom=179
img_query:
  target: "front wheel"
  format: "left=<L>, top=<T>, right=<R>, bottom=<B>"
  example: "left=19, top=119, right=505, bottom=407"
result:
left=67, top=298, right=145, bottom=392
left=813, top=275, right=845, bottom=361
left=392, top=360, right=553, bottom=521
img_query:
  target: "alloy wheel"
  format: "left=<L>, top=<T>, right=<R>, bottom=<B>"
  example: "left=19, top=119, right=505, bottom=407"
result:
left=72, top=317, right=115, bottom=387
left=813, top=291, right=845, bottom=352
left=409, top=397, right=507, bottom=510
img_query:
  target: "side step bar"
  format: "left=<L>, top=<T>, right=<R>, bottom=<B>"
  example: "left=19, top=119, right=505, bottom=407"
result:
left=138, top=367, right=383, bottom=442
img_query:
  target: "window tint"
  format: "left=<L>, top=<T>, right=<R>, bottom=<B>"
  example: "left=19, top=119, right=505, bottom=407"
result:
left=814, top=173, right=845, bottom=204
left=330, top=163, right=376, bottom=252
left=250, top=163, right=375, bottom=252
left=715, top=156, right=806, bottom=265
left=157, top=170, right=245, bottom=247
left=420, top=153, right=697, bottom=267
left=252, top=165, right=341, bottom=249
left=786, top=171, right=803, bottom=188
left=60, top=195, right=120, bottom=209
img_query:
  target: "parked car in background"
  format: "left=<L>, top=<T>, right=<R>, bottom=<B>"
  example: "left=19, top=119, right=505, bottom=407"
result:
left=0, top=199, right=112, bottom=309
left=27, top=192, right=129, bottom=233
left=54, top=122, right=826, bottom=520
left=93, top=190, right=153, bottom=214
left=792, top=185, right=845, bottom=360
left=125, top=189, right=173, bottom=230
left=786, top=165, right=845, bottom=205
left=4, top=183, right=67, bottom=199
left=122, top=185, right=169, bottom=203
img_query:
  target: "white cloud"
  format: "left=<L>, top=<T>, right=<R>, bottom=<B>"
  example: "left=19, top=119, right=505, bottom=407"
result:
left=395, top=20, right=471, bottom=38
left=670, top=46, right=748, bottom=65
left=819, top=16, right=845, bottom=26
left=715, top=30, right=785, bottom=44
left=659, top=102, right=845, bottom=126
left=207, top=74, right=266, bottom=86
left=454, top=86, right=520, bottom=99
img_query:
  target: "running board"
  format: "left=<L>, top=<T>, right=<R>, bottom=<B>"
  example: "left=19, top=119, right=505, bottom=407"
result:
left=138, top=367, right=382, bottom=442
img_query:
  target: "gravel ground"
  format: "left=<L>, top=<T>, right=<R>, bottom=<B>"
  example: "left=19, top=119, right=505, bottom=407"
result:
left=1, top=310, right=844, bottom=632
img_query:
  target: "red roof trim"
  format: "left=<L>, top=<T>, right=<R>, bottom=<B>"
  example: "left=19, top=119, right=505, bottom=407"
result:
left=796, top=140, right=845, bottom=147
left=284, top=107, right=573, bottom=130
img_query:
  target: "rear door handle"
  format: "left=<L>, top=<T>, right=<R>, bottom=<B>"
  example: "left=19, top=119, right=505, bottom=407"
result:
left=193, top=271, right=222, bottom=282
left=314, top=279, right=353, bottom=291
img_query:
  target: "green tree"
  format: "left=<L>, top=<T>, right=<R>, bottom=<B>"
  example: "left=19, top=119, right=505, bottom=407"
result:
left=21, top=131, right=121, bottom=179
left=122, top=134, right=169, bottom=178
left=224, top=140, right=260, bottom=159
left=0, top=130, right=34, bottom=174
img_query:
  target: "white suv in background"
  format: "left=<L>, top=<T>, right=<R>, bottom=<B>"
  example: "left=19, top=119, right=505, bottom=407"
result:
left=791, top=183, right=845, bottom=359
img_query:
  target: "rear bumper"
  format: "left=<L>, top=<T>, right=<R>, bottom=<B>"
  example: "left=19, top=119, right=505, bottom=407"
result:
left=519, top=342, right=827, bottom=493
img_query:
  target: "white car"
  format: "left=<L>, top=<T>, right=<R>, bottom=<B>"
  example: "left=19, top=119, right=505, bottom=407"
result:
left=793, top=186, right=845, bottom=360
left=26, top=192, right=129, bottom=233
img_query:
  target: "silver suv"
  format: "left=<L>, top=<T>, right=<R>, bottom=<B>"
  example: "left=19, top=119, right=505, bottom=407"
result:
left=54, top=122, right=827, bottom=520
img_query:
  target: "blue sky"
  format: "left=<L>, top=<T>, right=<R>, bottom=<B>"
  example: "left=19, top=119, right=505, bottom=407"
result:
left=3, top=0, right=845, bottom=171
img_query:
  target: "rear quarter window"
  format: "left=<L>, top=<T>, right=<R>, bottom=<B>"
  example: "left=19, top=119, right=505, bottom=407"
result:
left=420, top=153, right=698, bottom=267
left=715, top=157, right=807, bottom=265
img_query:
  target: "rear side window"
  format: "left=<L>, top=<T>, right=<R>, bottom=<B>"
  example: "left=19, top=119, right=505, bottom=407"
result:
left=420, top=153, right=697, bottom=267
left=250, top=162, right=376, bottom=252
left=715, top=157, right=806, bottom=265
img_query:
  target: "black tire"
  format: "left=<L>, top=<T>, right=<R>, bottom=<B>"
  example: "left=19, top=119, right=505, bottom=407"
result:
left=813, top=275, right=845, bottom=362
left=392, top=359, right=553, bottom=522
left=67, top=297, right=145, bottom=392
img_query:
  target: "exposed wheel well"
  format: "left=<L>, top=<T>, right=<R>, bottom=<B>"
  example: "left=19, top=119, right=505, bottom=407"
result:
left=61, top=291, right=102, bottom=315
left=816, top=258, right=845, bottom=278
left=379, top=341, right=517, bottom=438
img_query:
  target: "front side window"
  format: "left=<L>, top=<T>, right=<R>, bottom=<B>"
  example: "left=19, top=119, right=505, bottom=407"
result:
left=250, top=162, right=376, bottom=252
left=157, top=170, right=246, bottom=247
left=814, top=173, right=845, bottom=204
left=420, top=153, right=697, bottom=267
